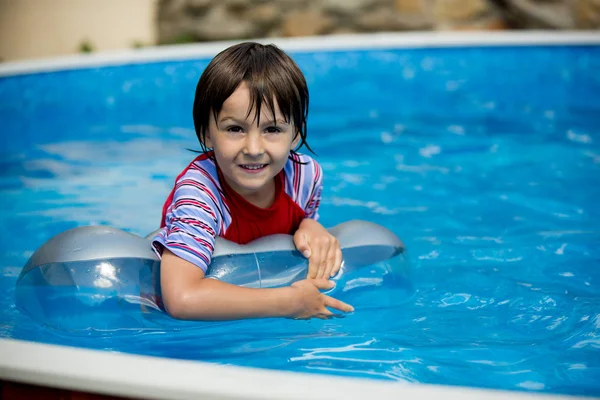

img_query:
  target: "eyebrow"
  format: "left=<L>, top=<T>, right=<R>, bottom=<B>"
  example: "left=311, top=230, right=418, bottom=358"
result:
left=219, top=116, right=290, bottom=125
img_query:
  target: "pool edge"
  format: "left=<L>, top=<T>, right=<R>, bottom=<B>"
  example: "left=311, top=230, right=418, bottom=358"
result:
left=1, top=31, right=600, bottom=77
left=0, top=338, right=589, bottom=400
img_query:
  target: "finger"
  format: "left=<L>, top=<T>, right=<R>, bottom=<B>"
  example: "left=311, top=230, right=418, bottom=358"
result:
left=307, top=245, right=321, bottom=279
left=316, top=244, right=329, bottom=279
left=323, top=245, right=337, bottom=279
left=310, top=278, right=335, bottom=291
left=315, top=309, right=333, bottom=320
left=324, top=295, right=354, bottom=313
left=331, top=249, right=343, bottom=277
left=294, top=233, right=312, bottom=259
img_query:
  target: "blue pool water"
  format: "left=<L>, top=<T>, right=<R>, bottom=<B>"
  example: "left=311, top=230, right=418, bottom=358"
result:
left=1, top=44, right=599, bottom=396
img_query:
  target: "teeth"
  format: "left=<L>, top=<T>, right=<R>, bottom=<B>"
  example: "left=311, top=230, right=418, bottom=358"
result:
left=242, top=164, right=266, bottom=170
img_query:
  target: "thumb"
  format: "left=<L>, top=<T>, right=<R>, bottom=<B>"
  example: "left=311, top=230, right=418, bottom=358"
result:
left=294, top=233, right=312, bottom=259
left=311, top=278, right=335, bottom=291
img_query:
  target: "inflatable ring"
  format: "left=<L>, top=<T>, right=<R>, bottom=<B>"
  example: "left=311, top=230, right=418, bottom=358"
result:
left=15, top=220, right=408, bottom=332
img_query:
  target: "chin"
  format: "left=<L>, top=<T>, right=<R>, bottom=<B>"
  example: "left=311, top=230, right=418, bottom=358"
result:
left=238, top=180, right=269, bottom=193
left=229, top=174, right=265, bottom=188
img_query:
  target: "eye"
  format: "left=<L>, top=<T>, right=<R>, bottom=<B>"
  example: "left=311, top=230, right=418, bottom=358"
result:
left=265, top=126, right=282, bottom=134
left=226, top=125, right=244, bottom=133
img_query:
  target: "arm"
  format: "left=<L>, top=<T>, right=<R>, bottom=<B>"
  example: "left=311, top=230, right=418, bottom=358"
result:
left=160, top=248, right=352, bottom=320
left=293, top=157, right=343, bottom=279
left=157, top=160, right=351, bottom=321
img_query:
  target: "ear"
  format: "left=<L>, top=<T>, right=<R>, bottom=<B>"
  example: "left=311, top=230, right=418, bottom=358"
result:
left=290, top=129, right=301, bottom=150
left=202, top=110, right=218, bottom=149
left=203, top=128, right=213, bottom=148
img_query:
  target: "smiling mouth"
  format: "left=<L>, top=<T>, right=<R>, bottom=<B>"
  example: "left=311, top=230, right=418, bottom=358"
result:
left=239, top=163, right=268, bottom=171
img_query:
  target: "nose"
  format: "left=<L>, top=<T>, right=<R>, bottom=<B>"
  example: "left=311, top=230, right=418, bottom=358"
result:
left=242, top=132, right=264, bottom=157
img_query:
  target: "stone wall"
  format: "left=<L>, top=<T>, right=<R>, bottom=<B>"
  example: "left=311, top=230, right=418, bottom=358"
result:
left=157, top=0, right=599, bottom=44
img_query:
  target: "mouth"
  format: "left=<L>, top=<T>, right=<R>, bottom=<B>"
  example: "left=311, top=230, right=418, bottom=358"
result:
left=239, top=163, right=269, bottom=173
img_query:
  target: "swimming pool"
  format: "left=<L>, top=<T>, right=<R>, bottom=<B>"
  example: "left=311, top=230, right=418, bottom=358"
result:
left=1, top=33, right=599, bottom=399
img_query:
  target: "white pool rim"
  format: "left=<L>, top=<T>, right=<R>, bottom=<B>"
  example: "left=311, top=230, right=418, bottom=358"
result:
left=1, top=31, right=599, bottom=399
left=0, top=31, right=599, bottom=77
left=0, top=339, right=588, bottom=400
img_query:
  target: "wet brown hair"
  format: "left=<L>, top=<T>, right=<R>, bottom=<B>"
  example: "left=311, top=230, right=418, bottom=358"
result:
left=192, top=42, right=312, bottom=158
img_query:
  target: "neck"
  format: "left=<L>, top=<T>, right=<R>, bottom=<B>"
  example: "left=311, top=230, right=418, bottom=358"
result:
left=239, top=179, right=276, bottom=208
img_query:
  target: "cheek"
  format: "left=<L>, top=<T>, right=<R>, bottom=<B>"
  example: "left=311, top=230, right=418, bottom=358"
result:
left=268, top=134, right=295, bottom=152
left=269, top=141, right=293, bottom=161
left=213, top=140, right=237, bottom=165
left=214, top=147, right=237, bottom=164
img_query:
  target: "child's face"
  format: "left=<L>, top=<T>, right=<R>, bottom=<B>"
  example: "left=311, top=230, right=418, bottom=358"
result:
left=206, top=82, right=299, bottom=203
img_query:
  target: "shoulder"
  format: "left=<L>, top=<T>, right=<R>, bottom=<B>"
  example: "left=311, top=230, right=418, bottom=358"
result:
left=168, top=153, right=229, bottom=223
left=283, top=153, right=323, bottom=205
left=284, top=153, right=322, bottom=184
left=174, top=154, right=222, bottom=198
left=180, top=153, right=220, bottom=184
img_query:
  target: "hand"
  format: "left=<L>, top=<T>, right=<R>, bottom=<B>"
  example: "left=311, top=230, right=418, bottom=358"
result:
left=294, top=219, right=343, bottom=279
left=288, top=279, right=354, bottom=319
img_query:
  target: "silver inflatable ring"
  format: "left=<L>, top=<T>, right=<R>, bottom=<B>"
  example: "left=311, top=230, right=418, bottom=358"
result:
left=16, top=220, right=407, bottom=332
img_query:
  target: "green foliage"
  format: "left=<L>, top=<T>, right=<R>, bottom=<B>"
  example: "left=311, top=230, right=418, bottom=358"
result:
left=78, top=39, right=94, bottom=54
left=160, top=32, right=196, bottom=45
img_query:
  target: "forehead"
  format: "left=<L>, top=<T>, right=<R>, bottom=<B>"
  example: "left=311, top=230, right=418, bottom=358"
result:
left=220, top=82, right=282, bottom=118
